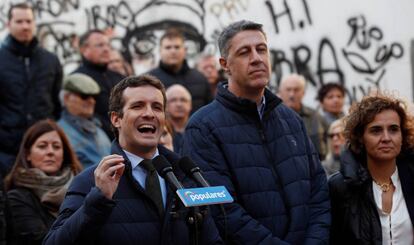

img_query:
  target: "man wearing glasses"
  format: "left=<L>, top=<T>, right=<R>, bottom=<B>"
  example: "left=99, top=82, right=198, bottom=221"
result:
left=58, top=73, right=111, bottom=168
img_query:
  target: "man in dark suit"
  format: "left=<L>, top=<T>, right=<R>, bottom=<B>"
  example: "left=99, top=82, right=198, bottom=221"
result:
left=44, top=75, right=222, bottom=245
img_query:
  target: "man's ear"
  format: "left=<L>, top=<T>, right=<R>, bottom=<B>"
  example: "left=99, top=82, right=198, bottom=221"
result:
left=63, top=92, right=71, bottom=104
left=79, top=44, right=88, bottom=56
left=111, top=111, right=121, bottom=129
left=219, top=57, right=230, bottom=75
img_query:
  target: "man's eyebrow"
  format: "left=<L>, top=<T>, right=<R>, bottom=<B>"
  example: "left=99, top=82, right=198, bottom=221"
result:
left=234, top=45, right=250, bottom=53
left=234, top=42, right=267, bottom=53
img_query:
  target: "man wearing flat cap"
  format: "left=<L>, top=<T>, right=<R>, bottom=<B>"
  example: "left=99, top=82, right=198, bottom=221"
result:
left=58, top=73, right=111, bottom=168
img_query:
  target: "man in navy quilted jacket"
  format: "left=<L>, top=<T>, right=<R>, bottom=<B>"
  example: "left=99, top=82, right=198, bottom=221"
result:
left=44, top=75, right=222, bottom=244
left=0, top=3, right=62, bottom=177
left=182, top=20, right=331, bottom=244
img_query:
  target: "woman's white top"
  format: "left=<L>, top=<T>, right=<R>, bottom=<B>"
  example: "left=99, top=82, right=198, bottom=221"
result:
left=372, top=167, right=414, bottom=245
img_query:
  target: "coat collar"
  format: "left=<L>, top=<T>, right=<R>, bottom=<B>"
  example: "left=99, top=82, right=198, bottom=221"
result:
left=215, top=81, right=282, bottom=119
left=158, top=60, right=190, bottom=75
left=110, top=141, right=182, bottom=177
left=3, top=34, right=39, bottom=57
left=81, top=57, right=108, bottom=72
left=339, top=149, right=371, bottom=188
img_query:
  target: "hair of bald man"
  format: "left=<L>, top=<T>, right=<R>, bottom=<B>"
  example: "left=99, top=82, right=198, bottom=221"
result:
left=279, top=74, right=306, bottom=92
left=166, top=84, right=192, bottom=101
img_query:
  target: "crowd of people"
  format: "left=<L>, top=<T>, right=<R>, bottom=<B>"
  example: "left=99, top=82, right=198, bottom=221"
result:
left=0, top=2, right=413, bottom=245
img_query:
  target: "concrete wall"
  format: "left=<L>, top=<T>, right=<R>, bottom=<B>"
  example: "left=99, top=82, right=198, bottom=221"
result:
left=1, top=0, right=413, bottom=106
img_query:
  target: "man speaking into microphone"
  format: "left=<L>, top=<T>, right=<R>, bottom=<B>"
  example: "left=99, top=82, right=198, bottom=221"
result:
left=44, top=75, right=222, bottom=245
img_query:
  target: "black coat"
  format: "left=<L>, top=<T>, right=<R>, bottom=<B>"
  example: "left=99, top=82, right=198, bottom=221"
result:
left=0, top=35, right=62, bottom=176
left=7, top=188, right=55, bottom=245
left=148, top=61, right=212, bottom=113
left=44, top=142, right=222, bottom=245
left=72, top=59, right=125, bottom=139
left=329, top=150, right=414, bottom=244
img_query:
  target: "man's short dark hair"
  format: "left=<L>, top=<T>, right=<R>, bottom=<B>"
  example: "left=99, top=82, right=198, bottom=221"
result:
left=316, top=83, right=346, bottom=102
left=79, top=29, right=105, bottom=47
left=8, top=3, right=33, bottom=21
left=109, top=74, right=166, bottom=139
left=159, top=28, right=185, bottom=46
left=218, top=20, right=266, bottom=58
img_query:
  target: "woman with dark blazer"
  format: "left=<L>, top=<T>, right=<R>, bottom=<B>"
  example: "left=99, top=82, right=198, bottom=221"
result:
left=329, top=94, right=414, bottom=244
left=4, top=119, right=82, bottom=245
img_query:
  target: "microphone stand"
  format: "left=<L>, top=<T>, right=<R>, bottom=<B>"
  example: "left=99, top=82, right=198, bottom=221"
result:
left=186, top=206, right=207, bottom=245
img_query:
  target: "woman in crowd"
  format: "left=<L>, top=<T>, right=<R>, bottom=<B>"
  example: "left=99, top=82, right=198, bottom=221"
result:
left=322, top=119, right=346, bottom=176
left=329, top=94, right=414, bottom=244
left=317, top=83, right=346, bottom=127
left=159, top=120, right=175, bottom=152
left=4, top=119, right=82, bottom=244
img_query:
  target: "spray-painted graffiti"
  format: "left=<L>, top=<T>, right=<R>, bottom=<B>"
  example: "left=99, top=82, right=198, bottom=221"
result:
left=0, top=0, right=410, bottom=103
left=270, top=38, right=344, bottom=88
left=30, top=0, right=80, bottom=18
left=342, top=15, right=404, bottom=100
left=265, top=0, right=312, bottom=33
left=209, top=0, right=249, bottom=28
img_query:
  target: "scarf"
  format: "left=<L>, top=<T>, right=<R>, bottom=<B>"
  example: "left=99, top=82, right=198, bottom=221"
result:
left=13, top=167, right=73, bottom=217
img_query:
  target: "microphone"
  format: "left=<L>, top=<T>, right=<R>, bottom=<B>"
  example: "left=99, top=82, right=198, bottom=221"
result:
left=178, top=156, right=210, bottom=187
left=155, top=156, right=233, bottom=208
left=178, top=156, right=231, bottom=242
left=152, top=155, right=184, bottom=191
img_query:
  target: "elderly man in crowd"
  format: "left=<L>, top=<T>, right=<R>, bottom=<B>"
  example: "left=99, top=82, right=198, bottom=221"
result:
left=166, top=84, right=192, bottom=153
left=196, top=54, right=220, bottom=95
left=278, top=74, right=327, bottom=159
left=58, top=73, right=111, bottom=168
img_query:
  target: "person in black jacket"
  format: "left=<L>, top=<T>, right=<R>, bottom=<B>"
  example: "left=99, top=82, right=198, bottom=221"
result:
left=329, top=94, right=414, bottom=244
left=44, top=75, right=222, bottom=245
left=148, top=28, right=212, bottom=114
left=73, top=29, right=125, bottom=139
left=0, top=3, right=63, bottom=177
left=4, top=119, right=83, bottom=245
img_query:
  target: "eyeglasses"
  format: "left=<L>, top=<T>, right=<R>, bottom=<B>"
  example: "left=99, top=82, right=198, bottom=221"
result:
left=76, top=93, right=98, bottom=100
left=328, top=132, right=343, bottom=139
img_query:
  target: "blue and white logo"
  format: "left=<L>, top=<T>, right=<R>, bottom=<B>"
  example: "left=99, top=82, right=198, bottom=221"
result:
left=176, top=186, right=233, bottom=207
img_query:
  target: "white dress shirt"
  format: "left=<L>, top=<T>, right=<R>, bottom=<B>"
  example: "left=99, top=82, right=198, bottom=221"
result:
left=372, top=167, right=414, bottom=245
left=123, top=149, right=167, bottom=207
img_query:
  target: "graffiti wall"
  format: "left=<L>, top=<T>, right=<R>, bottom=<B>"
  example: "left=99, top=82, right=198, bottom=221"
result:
left=0, top=0, right=413, bottom=106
